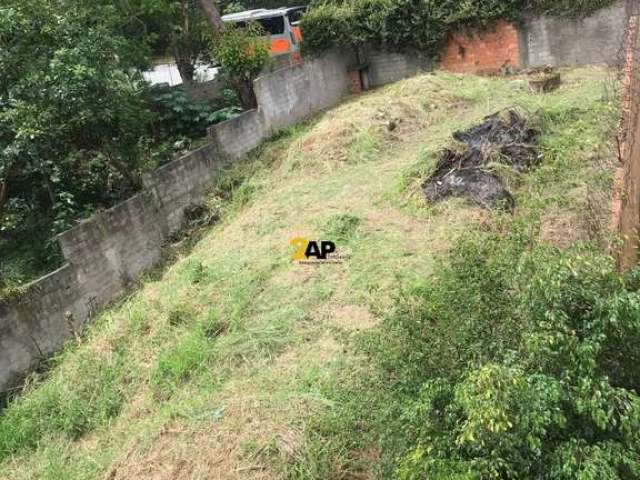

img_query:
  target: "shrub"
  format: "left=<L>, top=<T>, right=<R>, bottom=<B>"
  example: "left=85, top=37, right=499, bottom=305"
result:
left=382, top=231, right=640, bottom=479
left=296, top=222, right=640, bottom=478
left=300, top=0, right=617, bottom=57
left=300, top=3, right=353, bottom=55
left=212, top=23, right=270, bottom=109
left=150, top=87, right=237, bottom=139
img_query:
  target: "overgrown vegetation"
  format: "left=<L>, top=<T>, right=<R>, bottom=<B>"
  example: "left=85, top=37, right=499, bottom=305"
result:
left=0, top=0, right=243, bottom=293
left=306, top=226, right=640, bottom=479
left=0, top=68, right=621, bottom=479
left=301, top=0, right=618, bottom=56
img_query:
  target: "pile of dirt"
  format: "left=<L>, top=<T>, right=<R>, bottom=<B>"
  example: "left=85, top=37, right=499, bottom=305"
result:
left=422, top=109, right=541, bottom=210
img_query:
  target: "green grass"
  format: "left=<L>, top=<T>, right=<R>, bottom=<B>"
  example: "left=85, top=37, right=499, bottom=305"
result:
left=0, top=67, right=619, bottom=480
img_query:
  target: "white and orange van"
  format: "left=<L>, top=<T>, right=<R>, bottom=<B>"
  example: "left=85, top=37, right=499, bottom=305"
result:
left=222, top=7, right=306, bottom=62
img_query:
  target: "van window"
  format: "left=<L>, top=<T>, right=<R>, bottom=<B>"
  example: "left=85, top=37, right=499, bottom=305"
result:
left=257, top=16, right=285, bottom=35
left=229, top=17, right=285, bottom=35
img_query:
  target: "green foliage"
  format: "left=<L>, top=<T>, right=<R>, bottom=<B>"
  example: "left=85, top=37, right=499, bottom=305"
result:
left=0, top=0, right=153, bottom=216
left=139, top=0, right=215, bottom=81
left=0, top=0, right=161, bottom=291
left=213, top=23, right=270, bottom=81
left=224, top=1, right=247, bottom=14
left=152, top=309, right=227, bottom=395
left=150, top=87, right=241, bottom=139
left=0, top=0, right=244, bottom=293
left=300, top=0, right=617, bottom=56
left=299, top=3, right=353, bottom=55
left=213, top=23, right=270, bottom=108
left=367, top=228, right=640, bottom=479
left=323, top=213, right=361, bottom=242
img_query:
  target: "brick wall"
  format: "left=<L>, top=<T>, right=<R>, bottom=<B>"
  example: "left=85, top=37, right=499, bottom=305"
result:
left=440, top=1, right=630, bottom=73
left=440, top=21, right=521, bottom=74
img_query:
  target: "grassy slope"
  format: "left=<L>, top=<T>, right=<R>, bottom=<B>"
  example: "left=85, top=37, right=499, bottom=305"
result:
left=0, top=68, right=617, bottom=480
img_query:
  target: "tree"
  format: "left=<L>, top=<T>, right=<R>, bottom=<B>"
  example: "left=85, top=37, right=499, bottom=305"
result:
left=0, top=0, right=152, bottom=233
left=212, top=23, right=269, bottom=109
left=198, top=0, right=226, bottom=34
left=134, top=0, right=215, bottom=84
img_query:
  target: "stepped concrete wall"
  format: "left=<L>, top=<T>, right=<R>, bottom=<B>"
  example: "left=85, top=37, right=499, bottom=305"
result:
left=0, top=143, right=222, bottom=393
left=209, top=50, right=353, bottom=158
left=0, top=51, right=354, bottom=394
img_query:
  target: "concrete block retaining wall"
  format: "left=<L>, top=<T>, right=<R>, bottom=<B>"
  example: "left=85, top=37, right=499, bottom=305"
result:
left=0, top=50, right=355, bottom=393
left=0, top=143, right=223, bottom=392
left=209, top=50, right=354, bottom=158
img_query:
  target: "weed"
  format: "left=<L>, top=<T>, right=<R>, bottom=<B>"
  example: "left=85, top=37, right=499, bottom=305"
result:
left=167, top=306, right=194, bottom=326
left=182, top=259, right=212, bottom=285
left=323, top=214, right=361, bottom=243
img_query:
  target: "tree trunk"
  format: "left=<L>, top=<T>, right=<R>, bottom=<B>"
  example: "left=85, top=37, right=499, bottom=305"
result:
left=234, top=78, right=258, bottom=110
left=172, top=0, right=196, bottom=84
left=0, top=180, right=8, bottom=217
left=197, top=0, right=225, bottom=35
left=175, top=57, right=196, bottom=84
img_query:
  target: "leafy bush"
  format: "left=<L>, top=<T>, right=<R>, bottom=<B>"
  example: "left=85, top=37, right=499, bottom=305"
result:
left=150, top=86, right=240, bottom=139
left=0, top=0, right=245, bottom=292
left=0, top=0, right=158, bottom=291
left=300, top=0, right=617, bottom=56
left=299, top=3, right=353, bottom=55
left=295, top=220, right=640, bottom=478
left=375, top=229, right=640, bottom=479
left=213, top=22, right=270, bottom=108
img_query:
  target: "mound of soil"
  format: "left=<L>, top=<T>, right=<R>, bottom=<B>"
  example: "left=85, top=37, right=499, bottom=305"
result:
left=422, top=109, right=541, bottom=210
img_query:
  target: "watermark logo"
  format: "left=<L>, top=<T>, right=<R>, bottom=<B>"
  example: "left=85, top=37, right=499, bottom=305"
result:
left=289, top=237, right=344, bottom=264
